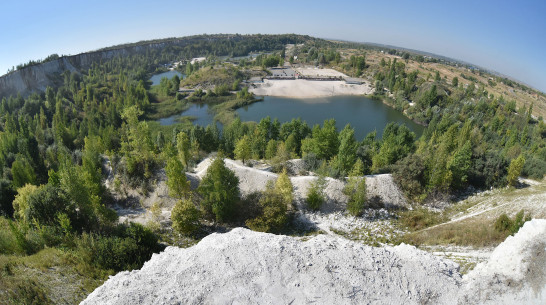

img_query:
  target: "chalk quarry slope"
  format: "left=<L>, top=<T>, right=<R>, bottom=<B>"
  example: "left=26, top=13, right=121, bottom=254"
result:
left=82, top=220, right=546, bottom=305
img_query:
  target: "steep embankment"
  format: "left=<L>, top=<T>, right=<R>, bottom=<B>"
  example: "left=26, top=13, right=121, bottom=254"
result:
left=82, top=220, right=546, bottom=305
left=0, top=35, right=230, bottom=98
left=0, top=48, right=143, bottom=98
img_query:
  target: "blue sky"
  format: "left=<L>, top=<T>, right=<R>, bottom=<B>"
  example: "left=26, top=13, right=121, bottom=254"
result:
left=1, top=0, right=545, bottom=92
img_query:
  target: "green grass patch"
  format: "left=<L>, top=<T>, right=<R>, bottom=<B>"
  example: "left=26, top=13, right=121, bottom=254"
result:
left=402, top=218, right=508, bottom=247
left=398, top=208, right=447, bottom=231
left=145, top=88, right=190, bottom=120
left=0, top=248, right=106, bottom=304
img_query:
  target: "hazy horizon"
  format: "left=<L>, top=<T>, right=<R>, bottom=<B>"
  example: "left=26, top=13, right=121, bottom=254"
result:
left=1, top=0, right=545, bottom=92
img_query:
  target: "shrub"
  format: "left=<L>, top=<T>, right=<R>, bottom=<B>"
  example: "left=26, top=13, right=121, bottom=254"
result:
left=522, top=156, right=546, bottom=180
left=171, top=199, right=201, bottom=236
left=246, top=192, right=288, bottom=233
left=393, top=154, right=426, bottom=201
left=77, top=223, right=162, bottom=272
left=494, top=210, right=531, bottom=235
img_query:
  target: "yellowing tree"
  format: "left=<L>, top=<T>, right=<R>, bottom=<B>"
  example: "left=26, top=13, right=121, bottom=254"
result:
left=507, top=155, right=525, bottom=186
left=275, top=168, right=293, bottom=206
left=12, top=184, right=39, bottom=223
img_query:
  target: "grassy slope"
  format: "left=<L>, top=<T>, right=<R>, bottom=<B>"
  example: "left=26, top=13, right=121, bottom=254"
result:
left=403, top=178, right=546, bottom=247
left=0, top=248, right=106, bottom=304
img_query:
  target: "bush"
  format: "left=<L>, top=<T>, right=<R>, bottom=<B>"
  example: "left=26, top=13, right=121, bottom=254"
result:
left=246, top=192, right=288, bottom=233
left=171, top=199, right=201, bottom=236
left=494, top=210, right=531, bottom=235
left=77, top=223, right=162, bottom=272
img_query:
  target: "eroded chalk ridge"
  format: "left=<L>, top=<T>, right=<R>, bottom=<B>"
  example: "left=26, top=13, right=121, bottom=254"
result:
left=82, top=220, right=546, bottom=305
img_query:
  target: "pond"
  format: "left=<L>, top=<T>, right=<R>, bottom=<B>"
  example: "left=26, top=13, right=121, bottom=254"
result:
left=236, top=96, right=424, bottom=139
left=150, top=70, right=184, bottom=86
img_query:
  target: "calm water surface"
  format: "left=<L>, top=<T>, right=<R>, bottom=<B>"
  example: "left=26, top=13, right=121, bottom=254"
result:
left=158, top=103, right=214, bottom=127
left=150, top=71, right=184, bottom=86
left=156, top=95, right=423, bottom=138
left=236, top=96, right=423, bottom=139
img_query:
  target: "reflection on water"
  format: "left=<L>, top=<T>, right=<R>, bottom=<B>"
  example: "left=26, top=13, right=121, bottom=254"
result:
left=149, top=71, right=184, bottom=86
left=237, top=95, right=423, bottom=139
left=157, top=95, right=424, bottom=139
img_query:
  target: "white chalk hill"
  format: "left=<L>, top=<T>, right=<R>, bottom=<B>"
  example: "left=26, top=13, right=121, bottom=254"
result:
left=82, top=220, right=546, bottom=305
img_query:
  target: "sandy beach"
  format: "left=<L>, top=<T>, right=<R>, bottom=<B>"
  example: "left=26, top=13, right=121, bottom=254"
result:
left=250, top=79, right=373, bottom=98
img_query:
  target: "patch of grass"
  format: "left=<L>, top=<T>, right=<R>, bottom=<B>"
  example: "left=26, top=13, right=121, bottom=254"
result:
left=331, top=227, right=402, bottom=246
left=208, top=96, right=262, bottom=125
left=0, top=248, right=106, bottom=304
left=402, top=218, right=508, bottom=247
left=145, top=90, right=190, bottom=120
left=398, top=208, right=447, bottom=231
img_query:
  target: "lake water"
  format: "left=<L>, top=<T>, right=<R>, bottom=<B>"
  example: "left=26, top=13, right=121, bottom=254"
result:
left=156, top=95, right=424, bottom=139
left=150, top=70, right=184, bottom=86
left=236, top=96, right=424, bottom=139
left=158, top=103, right=215, bottom=126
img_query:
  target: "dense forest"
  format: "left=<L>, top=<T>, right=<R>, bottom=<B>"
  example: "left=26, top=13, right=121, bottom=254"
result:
left=0, top=34, right=545, bottom=303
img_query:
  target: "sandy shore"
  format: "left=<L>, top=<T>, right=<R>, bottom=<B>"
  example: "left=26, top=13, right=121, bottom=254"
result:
left=250, top=79, right=373, bottom=98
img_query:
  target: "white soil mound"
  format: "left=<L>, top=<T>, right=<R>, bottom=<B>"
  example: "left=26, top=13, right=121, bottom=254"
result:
left=192, top=158, right=407, bottom=211
left=82, top=220, right=546, bottom=305
left=82, top=228, right=461, bottom=305
left=460, top=219, right=546, bottom=304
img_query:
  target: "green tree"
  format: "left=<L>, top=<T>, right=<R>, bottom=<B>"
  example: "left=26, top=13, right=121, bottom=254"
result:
left=0, top=179, right=16, bottom=217
left=171, top=198, right=201, bottom=236
left=198, top=158, right=240, bottom=222
left=11, top=156, right=36, bottom=189
left=452, top=77, right=459, bottom=87
left=176, top=132, right=191, bottom=169
left=372, top=123, right=415, bottom=171
left=507, top=155, right=525, bottom=186
left=343, top=159, right=367, bottom=216
left=234, top=135, right=252, bottom=165
left=448, top=141, right=472, bottom=189
left=265, top=139, right=278, bottom=160
left=306, top=175, right=327, bottom=211
left=165, top=157, right=190, bottom=199
left=334, top=124, right=357, bottom=175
